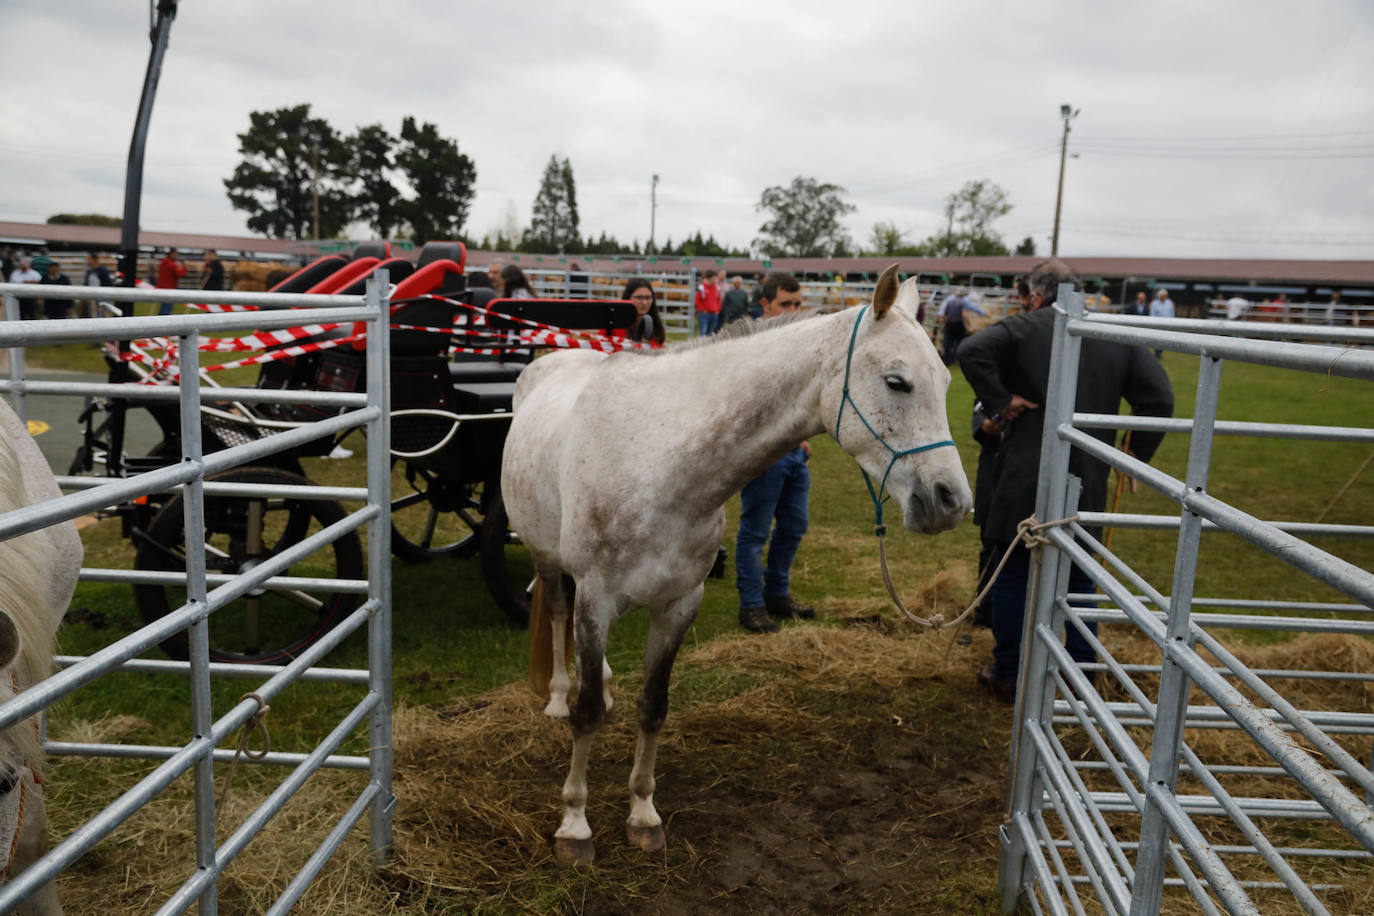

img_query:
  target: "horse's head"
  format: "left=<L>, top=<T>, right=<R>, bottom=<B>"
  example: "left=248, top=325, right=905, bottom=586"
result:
left=828, top=265, right=971, bottom=534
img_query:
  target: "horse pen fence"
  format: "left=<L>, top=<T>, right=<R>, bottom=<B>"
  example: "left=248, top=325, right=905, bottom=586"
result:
left=0, top=278, right=393, bottom=914
left=1002, top=286, right=1374, bottom=914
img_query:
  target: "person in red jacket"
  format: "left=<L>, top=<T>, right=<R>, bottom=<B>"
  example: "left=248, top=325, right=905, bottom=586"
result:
left=155, top=248, right=187, bottom=315
left=694, top=269, right=722, bottom=336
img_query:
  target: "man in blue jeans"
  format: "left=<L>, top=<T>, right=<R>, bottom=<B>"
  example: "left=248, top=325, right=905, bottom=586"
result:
left=736, top=273, right=814, bottom=633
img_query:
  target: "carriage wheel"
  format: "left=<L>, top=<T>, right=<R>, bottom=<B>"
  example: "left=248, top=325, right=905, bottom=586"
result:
left=389, top=457, right=485, bottom=563
left=133, top=467, right=364, bottom=664
left=478, top=482, right=534, bottom=628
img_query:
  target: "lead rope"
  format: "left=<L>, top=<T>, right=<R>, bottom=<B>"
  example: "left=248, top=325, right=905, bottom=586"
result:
left=894, top=514, right=1083, bottom=631
left=218, top=692, right=272, bottom=810
left=835, top=306, right=959, bottom=626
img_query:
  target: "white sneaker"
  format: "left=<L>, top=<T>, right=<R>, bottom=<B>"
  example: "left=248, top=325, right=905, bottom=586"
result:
left=324, top=444, right=354, bottom=460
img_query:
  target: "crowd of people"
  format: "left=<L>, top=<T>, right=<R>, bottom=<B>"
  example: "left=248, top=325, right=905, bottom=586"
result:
left=2, top=245, right=224, bottom=319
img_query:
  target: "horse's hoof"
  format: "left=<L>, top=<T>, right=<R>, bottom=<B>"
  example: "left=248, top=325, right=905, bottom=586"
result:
left=553, top=835, right=595, bottom=867
left=626, top=823, right=665, bottom=852
left=543, top=699, right=570, bottom=720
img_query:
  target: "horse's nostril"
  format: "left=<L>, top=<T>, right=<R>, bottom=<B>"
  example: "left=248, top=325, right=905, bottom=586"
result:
left=935, top=482, right=959, bottom=513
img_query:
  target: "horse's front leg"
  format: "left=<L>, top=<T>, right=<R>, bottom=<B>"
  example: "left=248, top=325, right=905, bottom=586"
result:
left=626, top=584, right=702, bottom=853
left=554, top=588, right=617, bottom=866
left=540, top=573, right=573, bottom=719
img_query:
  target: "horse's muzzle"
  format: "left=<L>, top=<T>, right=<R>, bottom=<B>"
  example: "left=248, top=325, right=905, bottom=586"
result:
left=903, top=475, right=972, bottom=534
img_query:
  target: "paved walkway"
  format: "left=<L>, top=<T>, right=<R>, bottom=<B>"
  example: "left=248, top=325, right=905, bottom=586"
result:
left=4, top=368, right=162, bottom=475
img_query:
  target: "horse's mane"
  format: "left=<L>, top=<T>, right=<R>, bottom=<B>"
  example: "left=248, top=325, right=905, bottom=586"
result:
left=0, top=434, right=57, bottom=768
left=631, top=309, right=830, bottom=357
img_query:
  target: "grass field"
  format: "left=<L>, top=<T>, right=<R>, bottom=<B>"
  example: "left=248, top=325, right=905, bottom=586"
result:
left=15, top=337, right=1374, bottom=913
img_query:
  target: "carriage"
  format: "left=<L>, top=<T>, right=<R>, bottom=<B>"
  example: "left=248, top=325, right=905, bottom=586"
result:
left=68, top=240, right=637, bottom=663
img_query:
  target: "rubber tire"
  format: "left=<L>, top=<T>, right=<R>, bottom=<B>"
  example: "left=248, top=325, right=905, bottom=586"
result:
left=389, top=457, right=483, bottom=563
left=478, top=482, right=532, bottom=628
left=133, top=466, right=364, bottom=664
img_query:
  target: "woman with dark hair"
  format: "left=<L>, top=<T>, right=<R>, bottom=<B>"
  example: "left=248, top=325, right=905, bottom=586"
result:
left=621, top=277, right=666, bottom=347
left=500, top=264, right=535, bottom=299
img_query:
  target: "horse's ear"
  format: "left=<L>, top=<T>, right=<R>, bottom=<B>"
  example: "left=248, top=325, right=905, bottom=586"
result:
left=893, top=276, right=922, bottom=322
left=0, top=610, right=18, bottom=671
left=872, top=264, right=900, bottom=320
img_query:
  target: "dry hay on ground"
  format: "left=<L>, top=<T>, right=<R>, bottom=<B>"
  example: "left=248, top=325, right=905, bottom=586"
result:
left=47, top=616, right=1373, bottom=914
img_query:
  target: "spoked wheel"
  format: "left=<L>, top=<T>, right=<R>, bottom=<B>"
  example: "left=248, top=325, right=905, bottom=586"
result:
left=390, top=457, right=485, bottom=562
left=478, top=481, right=534, bottom=628
left=134, top=467, right=364, bottom=664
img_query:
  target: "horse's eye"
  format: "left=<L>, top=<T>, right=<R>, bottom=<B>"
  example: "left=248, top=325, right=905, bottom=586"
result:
left=884, top=375, right=913, bottom=393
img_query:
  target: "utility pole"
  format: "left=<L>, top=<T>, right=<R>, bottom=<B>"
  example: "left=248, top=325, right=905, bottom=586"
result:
left=649, top=173, right=659, bottom=254
left=1051, top=104, right=1079, bottom=257
left=312, top=141, right=321, bottom=241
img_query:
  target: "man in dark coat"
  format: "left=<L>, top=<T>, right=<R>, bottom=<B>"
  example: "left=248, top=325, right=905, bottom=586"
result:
left=959, top=259, right=1174, bottom=702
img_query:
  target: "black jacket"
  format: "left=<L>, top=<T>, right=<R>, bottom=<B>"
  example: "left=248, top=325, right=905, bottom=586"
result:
left=959, top=306, right=1175, bottom=544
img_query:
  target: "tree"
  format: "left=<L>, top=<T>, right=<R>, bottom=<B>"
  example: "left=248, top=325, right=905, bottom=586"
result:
left=919, top=179, right=1013, bottom=257
left=47, top=213, right=122, bottom=228
left=393, top=117, right=477, bottom=244
left=524, top=155, right=581, bottom=253
left=1015, top=236, right=1037, bottom=256
left=349, top=123, right=400, bottom=239
left=223, top=104, right=354, bottom=239
left=754, top=176, right=855, bottom=257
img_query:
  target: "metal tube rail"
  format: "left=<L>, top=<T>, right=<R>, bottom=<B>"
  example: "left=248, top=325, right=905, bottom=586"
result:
left=1072, top=412, right=1374, bottom=443
left=1075, top=608, right=1374, bottom=635
left=0, top=510, right=375, bottom=732
left=78, top=567, right=369, bottom=594
left=1014, top=812, right=1072, bottom=916
left=53, top=655, right=370, bottom=684
left=1032, top=805, right=1096, bottom=916
left=0, top=307, right=377, bottom=347
left=0, top=406, right=376, bottom=540
left=1070, top=594, right=1369, bottom=618
left=41, top=742, right=368, bottom=770
left=155, top=692, right=380, bottom=916
left=1077, top=511, right=1374, bottom=539
left=1033, top=727, right=1130, bottom=914
left=1046, top=641, right=1255, bottom=915
left=0, top=281, right=373, bottom=310
left=1048, top=530, right=1374, bottom=849
left=1082, top=312, right=1374, bottom=345
left=1058, top=427, right=1374, bottom=607
left=266, top=783, right=381, bottom=916
left=1065, top=318, right=1374, bottom=380
left=57, top=477, right=369, bottom=502
left=0, top=378, right=369, bottom=407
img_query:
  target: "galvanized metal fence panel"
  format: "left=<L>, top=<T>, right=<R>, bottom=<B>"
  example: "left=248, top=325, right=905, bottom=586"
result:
left=0, top=277, right=393, bottom=914
left=1000, top=285, right=1374, bottom=915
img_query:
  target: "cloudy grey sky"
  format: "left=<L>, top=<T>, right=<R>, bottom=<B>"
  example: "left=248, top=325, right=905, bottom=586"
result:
left=3, top=0, right=1372, bottom=260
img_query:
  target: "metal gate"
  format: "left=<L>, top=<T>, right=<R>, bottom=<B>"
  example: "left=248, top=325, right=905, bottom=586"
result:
left=0, top=277, right=393, bottom=914
left=1000, top=285, right=1374, bottom=914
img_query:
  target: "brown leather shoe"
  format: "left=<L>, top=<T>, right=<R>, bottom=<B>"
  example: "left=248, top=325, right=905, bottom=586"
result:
left=978, top=665, right=1017, bottom=705
left=764, top=593, right=815, bottom=620
left=739, top=606, right=778, bottom=633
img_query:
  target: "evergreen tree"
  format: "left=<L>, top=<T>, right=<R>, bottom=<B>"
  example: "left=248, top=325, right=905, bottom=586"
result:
left=349, top=123, right=400, bottom=239
left=224, top=104, right=353, bottom=239
left=394, top=117, right=477, bottom=244
left=525, top=155, right=581, bottom=253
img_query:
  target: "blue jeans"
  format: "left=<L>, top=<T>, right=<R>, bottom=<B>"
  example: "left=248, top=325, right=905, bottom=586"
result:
left=158, top=301, right=176, bottom=316
left=697, top=312, right=720, bottom=336
left=989, top=543, right=1097, bottom=682
left=735, top=447, right=809, bottom=608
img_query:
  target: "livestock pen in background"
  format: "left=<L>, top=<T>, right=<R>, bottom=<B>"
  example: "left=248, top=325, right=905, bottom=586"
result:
left=0, top=278, right=394, bottom=914
left=1001, top=286, right=1374, bottom=915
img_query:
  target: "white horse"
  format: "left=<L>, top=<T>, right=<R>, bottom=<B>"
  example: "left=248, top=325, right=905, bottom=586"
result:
left=0, top=397, right=79, bottom=914
left=502, top=265, right=972, bottom=865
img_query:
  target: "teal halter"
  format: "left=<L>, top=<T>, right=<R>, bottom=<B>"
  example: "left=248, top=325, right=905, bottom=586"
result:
left=833, top=305, right=956, bottom=535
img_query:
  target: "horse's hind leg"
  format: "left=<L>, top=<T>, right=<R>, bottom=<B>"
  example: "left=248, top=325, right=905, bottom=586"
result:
left=626, top=583, right=702, bottom=853
left=534, top=572, right=574, bottom=719
left=554, top=586, right=618, bottom=866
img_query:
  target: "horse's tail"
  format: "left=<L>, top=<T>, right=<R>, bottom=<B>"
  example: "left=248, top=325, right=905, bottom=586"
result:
left=528, top=575, right=574, bottom=698
left=529, top=577, right=552, bottom=697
